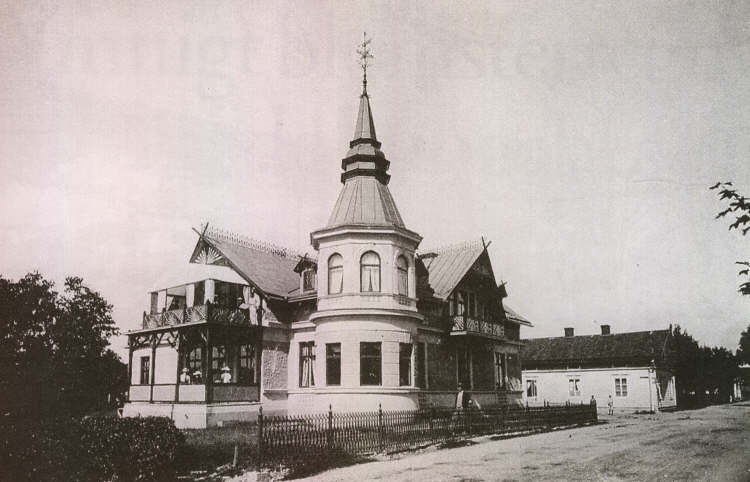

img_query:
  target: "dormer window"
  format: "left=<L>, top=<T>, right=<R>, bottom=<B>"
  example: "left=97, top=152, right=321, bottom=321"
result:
left=302, top=269, right=316, bottom=292
left=360, top=251, right=381, bottom=292
left=396, top=255, right=408, bottom=296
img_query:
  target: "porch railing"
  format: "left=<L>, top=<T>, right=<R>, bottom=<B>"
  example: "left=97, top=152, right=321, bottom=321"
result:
left=254, top=402, right=597, bottom=471
left=451, top=315, right=505, bottom=338
left=141, top=304, right=249, bottom=330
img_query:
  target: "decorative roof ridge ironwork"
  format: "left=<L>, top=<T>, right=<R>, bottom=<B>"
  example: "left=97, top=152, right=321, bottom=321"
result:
left=199, top=223, right=305, bottom=260
left=418, top=238, right=486, bottom=257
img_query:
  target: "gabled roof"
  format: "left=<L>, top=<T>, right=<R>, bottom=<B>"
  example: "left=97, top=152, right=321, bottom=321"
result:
left=190, top=226, right=301, bottom=298
left=504, top=304, right=531, bottom=326
left=419, top=239, right=487, bottom=300
left=521, top=329, right=672, bottom=368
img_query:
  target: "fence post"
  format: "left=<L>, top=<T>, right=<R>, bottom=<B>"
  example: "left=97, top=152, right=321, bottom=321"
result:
left=256, top=406, right=263, bottom=473
left=378, top=403, right=384, bottom=453
left=467, top=404, right=472, bottom=436
left=327, top=404, right=333, bottom=452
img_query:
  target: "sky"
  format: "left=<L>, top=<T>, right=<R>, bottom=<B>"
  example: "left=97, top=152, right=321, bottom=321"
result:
left=1, top=0, right=749, bottom=358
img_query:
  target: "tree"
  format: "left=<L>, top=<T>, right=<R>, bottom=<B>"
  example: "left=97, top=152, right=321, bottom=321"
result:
left=0, top=272, right=125, bottom=419
left=710, top=182, right=750, bottom=295
left=738, top=324, right=750, bottom=365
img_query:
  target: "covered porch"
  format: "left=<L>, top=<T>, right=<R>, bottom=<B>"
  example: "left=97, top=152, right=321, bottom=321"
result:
left=127, top=316, right=263, bottom=404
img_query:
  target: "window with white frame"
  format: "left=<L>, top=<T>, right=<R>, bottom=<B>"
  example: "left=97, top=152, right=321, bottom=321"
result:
left=614, top=377, right=628, bottom=397
left=568, top=377, right=581, bottom=396
left=396, top=255, right=409, bottom=296
left=526, top=379, right=538, bottom=399
left=299, top=342, right=315, bottom=387
left=360, top=251, right=381, bottom=292
left=327, top=254, right=343, bottom=294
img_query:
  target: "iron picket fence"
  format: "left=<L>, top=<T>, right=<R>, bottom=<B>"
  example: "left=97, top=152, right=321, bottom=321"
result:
left=253, top=401, right=597, bottom=472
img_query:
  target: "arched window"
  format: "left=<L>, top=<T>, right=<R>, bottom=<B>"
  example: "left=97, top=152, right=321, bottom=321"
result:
left=360, top=251, right=381, bottom=292
left=328, top=254, right=343, bottom=294
left=396, top=255, right=409, bottom=296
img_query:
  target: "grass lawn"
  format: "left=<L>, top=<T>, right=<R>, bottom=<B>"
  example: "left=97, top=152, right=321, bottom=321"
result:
left=181, top=423, right=259, bottom=472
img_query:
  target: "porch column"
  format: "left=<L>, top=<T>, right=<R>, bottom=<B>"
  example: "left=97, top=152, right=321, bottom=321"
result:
left=149, top=334, right=157, bottom=403
left=127, top=337, right=134, bottom=388
left=174, top=331, right=182, bottom=402
left=206, top=326, right=213, bottom=403
left=469, top=348, right=474, bottom=390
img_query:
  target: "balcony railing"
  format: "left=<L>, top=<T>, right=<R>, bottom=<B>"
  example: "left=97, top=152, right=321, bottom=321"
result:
left=141, top=304, right=249, bottom=330
left=451, top=315, right=505, bottom=338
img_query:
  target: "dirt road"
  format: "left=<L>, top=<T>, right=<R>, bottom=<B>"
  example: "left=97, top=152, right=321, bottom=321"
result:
left=307, top=403, right=750, bottom=481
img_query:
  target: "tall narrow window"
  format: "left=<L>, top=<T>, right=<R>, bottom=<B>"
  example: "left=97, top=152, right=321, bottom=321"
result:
left=615, top=377, right=628, bottom=397
left=303, top=269, right=316, bottom=292
left=239, top=344, right=256, bottom=384
left=526, top=379, right=538, bottom=399
left=360, top=342, right=381, bottom=385
left=212, top=345, right=226, bottom=372
left=140, top=356, right=150, bottom=385
left=415, top=343, right=426, bottom=388
left=396, top=255, right=409, bottom=296
left=328, top=254, right=343, bottom=294
left=399, top=343, right=412, bottom=386
left=457, top=291, right=466, bottom=316
left=568, top=378, right=581, bottom=396
left=326, top=343, right=341, bottom=386
left=495, top=352, right=505, bottom=389
left=360, top=251, right=381, bottom=292
left=467, top=292, right=476, bottom=317
left=299, top=342, right=315, bottom=387
left=184, top=347, right=202, bottom=373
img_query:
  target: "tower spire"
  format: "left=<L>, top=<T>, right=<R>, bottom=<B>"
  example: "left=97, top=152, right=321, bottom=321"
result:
left=356, top=32, right=373, bottom=94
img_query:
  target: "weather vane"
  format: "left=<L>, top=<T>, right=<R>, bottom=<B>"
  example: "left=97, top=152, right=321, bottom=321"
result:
left=356, top=32, right=373, bottom=91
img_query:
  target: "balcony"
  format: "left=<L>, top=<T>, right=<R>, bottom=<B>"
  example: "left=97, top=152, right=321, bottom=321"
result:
left=450, top=315, right=505, bottom=339
left=141, top=303, right=249, bottom=330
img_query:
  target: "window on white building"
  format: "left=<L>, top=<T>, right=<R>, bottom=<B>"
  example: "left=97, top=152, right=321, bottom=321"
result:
left=615, top=377, right=628, bottom=397
left=326, top=343, right=341, bottom=386
left=299, top=342, right=315, bottom=387
left=568, top=378, right=581, bottom=396
left=328, top=254, right=343, bottom=294
left=399, top=343, right=412, bottom=386
left=526, top=379, right=538, bottom=399
left=360, top=342, right=382, bottom=385
left=396, top=255, right=409, bottom=296
left=360, top=251, right=381, bottom=292
left=140, top=356, right=150, bottom=385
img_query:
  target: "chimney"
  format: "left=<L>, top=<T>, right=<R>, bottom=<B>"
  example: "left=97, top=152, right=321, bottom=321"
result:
left=564, top=327, right=574, bottom=337
left=601, top=324, right=611, bottom=335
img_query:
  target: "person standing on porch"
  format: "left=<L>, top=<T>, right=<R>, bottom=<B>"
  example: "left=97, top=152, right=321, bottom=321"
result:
left=608, top=394, right=614, bottom=415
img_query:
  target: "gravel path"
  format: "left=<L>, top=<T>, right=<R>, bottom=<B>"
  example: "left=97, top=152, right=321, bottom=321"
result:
left=305, top=403, right=750, bottom=481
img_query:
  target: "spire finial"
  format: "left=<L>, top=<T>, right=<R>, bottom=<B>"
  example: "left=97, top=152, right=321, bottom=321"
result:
left=356, top=32, right=373, bottom=94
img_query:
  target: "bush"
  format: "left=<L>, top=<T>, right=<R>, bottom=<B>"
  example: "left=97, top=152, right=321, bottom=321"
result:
left=0, top=416, right=185, bottom=481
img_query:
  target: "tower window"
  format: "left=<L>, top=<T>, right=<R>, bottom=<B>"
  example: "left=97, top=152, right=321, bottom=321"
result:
left=360, top=342, right=381, bottom=385
left=360, top=251, right=380, bottom=292
left=399, top=343, right=412, bottom=386
left=396, top=255, right=408, bottom=296
left=326, top=343, right=341, bottom=386
left=328, top=254, right=343, bottom=294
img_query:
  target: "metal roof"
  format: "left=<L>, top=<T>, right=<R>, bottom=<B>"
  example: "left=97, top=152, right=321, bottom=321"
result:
left=326, top=175, right=405, bottom=228
left=420, top=239, right=486, bottom=300
left=191, top=227, right=301, bottom=298
left=521, top=329, right=672, bottom=367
